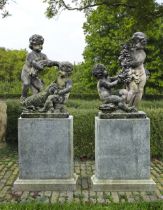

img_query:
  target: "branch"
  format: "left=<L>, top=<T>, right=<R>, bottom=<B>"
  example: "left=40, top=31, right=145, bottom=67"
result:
left=60, top=0, right=135, bottom=11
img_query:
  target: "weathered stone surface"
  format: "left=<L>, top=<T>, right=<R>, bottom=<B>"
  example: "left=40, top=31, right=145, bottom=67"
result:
left=95, top=116, right=151, bottom=180
left=18, top=116, right=74, bottom=179
left=98, top=111, right=147, bottom=119
left=21, top=112, right=69, bottom=118
left=92, top=116, right=156, bottom=191
left=14, top=174, right=78, bottom=191
left=91, top=176, right=156, bottom=191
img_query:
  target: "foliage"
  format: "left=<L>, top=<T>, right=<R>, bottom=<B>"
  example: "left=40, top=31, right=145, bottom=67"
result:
left=82, top=4, right=163, bottom=95
left=0, top=48, right=26, bottom=82
left=43, top=0, right=163, bottom=21
left=6, top=99, right=163, bottom=160
left=0, top=0, right=11, bottom=17
left=0, top=201, right=163, bottom=210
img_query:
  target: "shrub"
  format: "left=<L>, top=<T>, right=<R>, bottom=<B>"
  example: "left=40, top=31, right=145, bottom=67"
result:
left=6, top=99, right=163, bottom=160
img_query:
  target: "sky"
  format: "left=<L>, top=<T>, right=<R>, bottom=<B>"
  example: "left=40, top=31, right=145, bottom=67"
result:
left=0, top=0, right=86, bottom=63
left=0, top=0, right=163, bottom=63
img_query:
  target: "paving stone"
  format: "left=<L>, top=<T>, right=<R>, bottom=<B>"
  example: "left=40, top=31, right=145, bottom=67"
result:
left=149, top=194, right=158, bottom=201
left=21, top=191, right=30, bottom=200
left=103, top=192, right=112, bottom=203
left=155, top=189, right=163, bottom=199
left=140, top=192, right=151, bottom=201
left=89, top=191, right=97, bottom=204
left=81, top=177, right=89, bottom=190
left=66, top=191, right=73, bottom=202
left=97, top=192, right=105, bottom=203
left=74, top=197, right=81, bottom=203
left=0, top=165, right=4, bottom=171
left=44, top=191, right=52, bottom=198
left=51, top=191, right=59, bottom=203
left=112, top=192, right=119, bottom=203
left=4, top=193, right=12, bottom=201
left=75, top=166, right=80, bottom=175
left=58, top=193, right=66, bottom=203
left=158, top=185, right=163, bottom=191
left=126, top=192, right=135, bottom=202
left=0, top=186, right=10, bottom=198
left=81, top=190, right=89, bottom=203
left=132, top=192, right=143, bottom=201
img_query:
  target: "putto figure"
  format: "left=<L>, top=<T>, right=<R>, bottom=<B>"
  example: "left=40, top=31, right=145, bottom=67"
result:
left=21, top=34, right=60, bottom=100
left=118, top=32, right=147, bottom=107
left=22, top=62, right=73, bottom=114
left=92, top=64, right=136, bottom=113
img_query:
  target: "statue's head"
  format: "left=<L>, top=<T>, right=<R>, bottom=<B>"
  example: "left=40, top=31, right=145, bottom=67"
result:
left=132, top=32, right=147, bottom=49
left=29, top=34, right=44, bottom=52
left=92, top=64, right=108, bottom=79
left=59, top=62, right=73, bottom=77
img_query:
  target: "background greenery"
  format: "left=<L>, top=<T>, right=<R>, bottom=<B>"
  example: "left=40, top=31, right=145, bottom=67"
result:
left=0, top=1, right=163, bottom=97
left=0, top=0, right=162, bottom=161
left=6, top=99, right=163, bottom=160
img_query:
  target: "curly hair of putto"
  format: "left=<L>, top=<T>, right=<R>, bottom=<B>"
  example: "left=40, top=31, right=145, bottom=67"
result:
left=0, top=102, right=7, bottom=142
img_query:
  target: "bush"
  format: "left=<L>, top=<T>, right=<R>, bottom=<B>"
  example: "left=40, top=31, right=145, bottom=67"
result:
left=6, top=99, right=163, bottom=160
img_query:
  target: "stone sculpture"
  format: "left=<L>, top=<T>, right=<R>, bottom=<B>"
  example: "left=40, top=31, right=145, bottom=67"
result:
left=21, top=34, right=60, bottom=100
left=93, top=32, right=148, bottom=114
left=118, top=32, right=147, bottom=106
left=21, top=62, right=73, bottom=114
left=92, top=64, right=136, bottom=113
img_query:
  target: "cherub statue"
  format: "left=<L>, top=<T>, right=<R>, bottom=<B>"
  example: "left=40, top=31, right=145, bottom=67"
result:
left=22, top=62, right=73, bottom=114
left=92, top=64, right=136, bottom=113
left=21, top=34, right=60, bottom=101
left=118, top=32, right=147, bottom=107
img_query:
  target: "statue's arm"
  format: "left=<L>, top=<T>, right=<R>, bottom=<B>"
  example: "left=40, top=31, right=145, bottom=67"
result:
left=109, top=75, right=119, bottom=81
left=46, top=61, right=60, bottom=68
left=100, top=79, right=118, bottom=89
left=37, top=60, right=60, bottom=69
left=58, top=80, right=72, bottom=95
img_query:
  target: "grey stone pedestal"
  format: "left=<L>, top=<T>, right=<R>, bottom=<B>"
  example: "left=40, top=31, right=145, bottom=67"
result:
left=14, top=115, right=78, bottom=191
left=91, top=115, right=156, bottom=191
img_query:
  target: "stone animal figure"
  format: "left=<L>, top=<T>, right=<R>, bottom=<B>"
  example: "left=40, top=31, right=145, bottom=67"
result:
left=118, top=32, right=147, bottom=107
left=92, top=64, right=136, bottom=113
left=21, top=34, right=60, bottom=100
left=0, top=102, right=7, bottom=142
left=22, top=62, right=73, bottom=113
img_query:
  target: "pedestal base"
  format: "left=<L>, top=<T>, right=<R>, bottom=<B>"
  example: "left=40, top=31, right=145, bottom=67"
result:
left=91, top=175, right=156, bottom=192
left=14, top=174, right=78, bottom=191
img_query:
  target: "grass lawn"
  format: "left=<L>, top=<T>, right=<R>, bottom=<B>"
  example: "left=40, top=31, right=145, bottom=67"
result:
left=0, top=202, right=163, bottom=210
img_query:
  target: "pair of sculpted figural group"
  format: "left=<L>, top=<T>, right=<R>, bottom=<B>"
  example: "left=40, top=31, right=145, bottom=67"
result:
left=20, top=32, right=148, bottom=114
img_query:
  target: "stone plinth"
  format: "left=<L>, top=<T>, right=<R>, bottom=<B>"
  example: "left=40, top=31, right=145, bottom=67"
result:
left=14, top=115, right=77, bottom=191
left=91, top=115, right=156, bottom=191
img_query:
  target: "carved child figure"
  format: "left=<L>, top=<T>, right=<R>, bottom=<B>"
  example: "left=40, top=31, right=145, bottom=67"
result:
left=119, top=32, right=147, bottom=106
left=21, top=34, right=60, bottom=100
left=22, top=62, right=73, bottom=113
left=92, top=64, right=136, bottom=113
left=40, top=62, right=73, bottom=113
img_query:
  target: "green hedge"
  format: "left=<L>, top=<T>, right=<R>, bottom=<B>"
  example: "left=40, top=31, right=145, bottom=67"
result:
left=6, top=99, right=163, bottom=160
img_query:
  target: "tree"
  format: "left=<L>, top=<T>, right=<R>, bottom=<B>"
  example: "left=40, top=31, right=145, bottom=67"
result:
left=1, top=0, right=163, bottom=21
left=0, top=0, right=11, bottom=17
left=0, top=48, right=27, bottom=81
left=43, top=0, right=163, bottom=22
left=82, top=3, right=163, bottom=95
